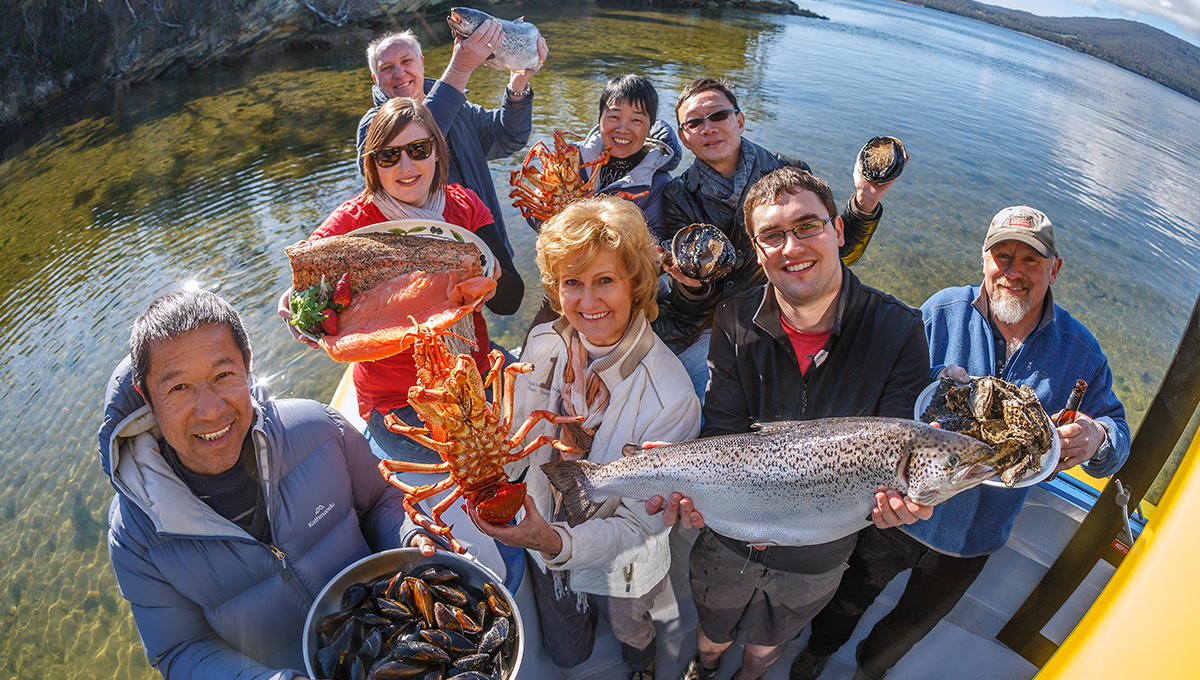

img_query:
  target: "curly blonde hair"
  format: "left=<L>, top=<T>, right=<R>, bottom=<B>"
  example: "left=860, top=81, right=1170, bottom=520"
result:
left=536, top=196, right=660, bottom=321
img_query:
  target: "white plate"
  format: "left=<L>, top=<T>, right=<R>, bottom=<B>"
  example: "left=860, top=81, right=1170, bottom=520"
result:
left=914, top=380, right=1061, bottom=488
left=348, top=218, right=497, bottom=278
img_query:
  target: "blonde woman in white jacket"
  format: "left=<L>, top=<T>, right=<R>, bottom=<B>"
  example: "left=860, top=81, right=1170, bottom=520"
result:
left=470, top=196, right=701, bottom=680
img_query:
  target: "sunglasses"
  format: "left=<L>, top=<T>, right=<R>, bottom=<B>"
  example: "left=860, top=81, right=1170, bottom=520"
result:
left=369, top=138, right=436, bottom=167
left=679, top=108, right=739, bottom=132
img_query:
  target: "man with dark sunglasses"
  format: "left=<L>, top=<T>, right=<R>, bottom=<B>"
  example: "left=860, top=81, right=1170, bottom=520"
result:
left=355, top=28, right=549, bottom=256
left=653, top=78, right=902, bottom=398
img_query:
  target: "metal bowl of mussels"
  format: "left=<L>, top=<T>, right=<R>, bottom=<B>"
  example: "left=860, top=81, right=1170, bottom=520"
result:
left=303, top=548, right=523, bottom=680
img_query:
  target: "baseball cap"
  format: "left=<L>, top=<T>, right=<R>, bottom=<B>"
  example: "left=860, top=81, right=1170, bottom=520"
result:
left=983, top=206, right=1057, bottom=258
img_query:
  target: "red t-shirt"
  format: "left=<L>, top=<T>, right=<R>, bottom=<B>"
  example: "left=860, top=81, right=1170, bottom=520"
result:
left=779, top=314, right=831, bottom=376
left=309, top=185, right=495, bottom=420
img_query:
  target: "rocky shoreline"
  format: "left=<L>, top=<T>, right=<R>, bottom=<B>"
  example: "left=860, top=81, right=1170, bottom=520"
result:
left=0, top=0, right=809, bottom=138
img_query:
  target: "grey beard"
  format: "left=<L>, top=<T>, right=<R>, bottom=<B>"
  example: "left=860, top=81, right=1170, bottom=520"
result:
left=990, top=290, right=1030, bottom=325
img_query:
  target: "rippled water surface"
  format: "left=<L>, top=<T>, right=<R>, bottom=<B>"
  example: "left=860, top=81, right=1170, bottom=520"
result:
left=2, top=0, right=1198, bottom=676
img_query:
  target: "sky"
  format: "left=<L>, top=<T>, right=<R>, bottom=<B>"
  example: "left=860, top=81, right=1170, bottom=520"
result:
left=982, top=0, right=1200, bottom=46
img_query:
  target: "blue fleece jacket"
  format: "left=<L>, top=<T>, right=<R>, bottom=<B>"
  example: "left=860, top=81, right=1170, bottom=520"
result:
left=903, top=285, right=1130, bottom=557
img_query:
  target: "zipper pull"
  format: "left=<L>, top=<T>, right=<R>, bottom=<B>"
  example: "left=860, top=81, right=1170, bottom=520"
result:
left=270, top=544, right=287, bottom=564
left=623, top=564, right=633, bottom=593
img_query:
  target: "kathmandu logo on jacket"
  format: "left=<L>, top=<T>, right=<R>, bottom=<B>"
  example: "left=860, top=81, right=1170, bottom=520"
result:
left=308, top=502, right=336, bottom=528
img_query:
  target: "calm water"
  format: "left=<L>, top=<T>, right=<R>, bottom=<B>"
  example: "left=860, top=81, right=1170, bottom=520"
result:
left=1, top=1, right=1198, bottom=677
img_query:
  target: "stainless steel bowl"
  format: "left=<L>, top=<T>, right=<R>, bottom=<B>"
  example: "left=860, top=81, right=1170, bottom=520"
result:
left=302, top=548, right=524, bottom=679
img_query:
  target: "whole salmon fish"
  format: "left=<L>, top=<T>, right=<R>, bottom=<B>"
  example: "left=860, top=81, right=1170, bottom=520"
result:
left=446, top=7, right=542, bottom=72
left=540, top=418, right=996, bottom=546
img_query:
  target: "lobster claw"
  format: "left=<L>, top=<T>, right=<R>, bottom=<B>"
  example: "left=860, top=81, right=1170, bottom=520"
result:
left=470, top=482, right=528, bottom=524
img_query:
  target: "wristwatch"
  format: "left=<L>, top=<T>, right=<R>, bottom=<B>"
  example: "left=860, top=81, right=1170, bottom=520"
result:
left=1090, top=422, right=1113, bottom=465
left=507, top=83, right=532, bottom=99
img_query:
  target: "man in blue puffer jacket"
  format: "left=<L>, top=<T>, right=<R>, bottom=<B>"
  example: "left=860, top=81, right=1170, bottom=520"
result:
left=98, top=289, right=435, bottom=680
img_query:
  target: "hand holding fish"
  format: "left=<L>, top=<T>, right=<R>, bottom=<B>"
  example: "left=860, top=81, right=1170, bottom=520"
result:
left=645, top=492, right=706, bottom=530
left=442, top=18, right=506, bottom=92
left=870, top=488, right=933, bottom=529
left=507, top=37, right=548, bottom=95
left=466, top=496, right=564, bottom=555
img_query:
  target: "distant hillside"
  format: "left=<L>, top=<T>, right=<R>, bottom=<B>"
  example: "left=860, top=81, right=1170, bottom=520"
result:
left=903, top=0, right=1200, bottom=102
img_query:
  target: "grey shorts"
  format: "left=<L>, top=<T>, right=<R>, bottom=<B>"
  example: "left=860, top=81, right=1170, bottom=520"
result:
left=689, top=529, right=847, bottom=647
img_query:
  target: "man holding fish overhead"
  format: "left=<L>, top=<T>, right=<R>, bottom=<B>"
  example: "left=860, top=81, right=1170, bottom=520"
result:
left=357, top=7, right=549, bottom=255
left=654, top=77, right=904, bottom=398
left=794, top=206, right=1131, bottom=680
left=647, top=166, right=932, bottom=680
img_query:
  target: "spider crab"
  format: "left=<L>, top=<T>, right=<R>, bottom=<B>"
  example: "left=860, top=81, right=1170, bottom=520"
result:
left=379, top=324, right=581, bottom=553
left=509, top=130, right=647, bottom=222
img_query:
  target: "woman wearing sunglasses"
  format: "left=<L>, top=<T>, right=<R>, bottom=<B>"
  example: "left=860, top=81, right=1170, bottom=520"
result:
left=303, top=96, right=524, bottom=464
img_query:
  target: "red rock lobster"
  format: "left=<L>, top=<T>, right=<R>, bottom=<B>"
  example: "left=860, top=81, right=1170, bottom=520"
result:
left=379, top=325, right=581, bottom=553
left=508, top=130, right=647, bottom=222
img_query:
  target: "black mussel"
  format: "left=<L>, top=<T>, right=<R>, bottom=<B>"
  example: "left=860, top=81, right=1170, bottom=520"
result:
left=446, top=672, right=493, bottom=680
left=391, top=639, right=452, bottom=665
left=420, top=628, right=477, bottom=656
left=434, top=601, right=481, bottom=634
left=858, top=136, right=906, bottom=184
left=340, top=653, right=367, bottom=680
left=376, top=596, right=416, bottom=621
left=416, top=565, right=460, bottom=584
left=316, top=645, right=342, bottom=678
left=369, top=575, right=393, bottom=597
left=405, top=577, right=437, bottom=626
left=431, top=583, right=471, bottom=608
left=342, top=582, right=371, bottom=611
left=666, top=223, right=737, bottom=284
left=419, top=667, right=446, bottom=680
left=473, top=600, right=491, bottom=631
left=331, top=617, right=363, bottom=658
left=360, top=628, right=384, bottom=663
left=388, top=619, right=425, bottom=644
left=317, top=609, right=354, bottom=645
left=369, top=660, right=428, bottom=680
left=448, top=654, right=490, bottom=675
left=384, top=570, right=407, bottom=600
left=477, top=617, right=510, bottom=654
left=482, top=583, right=512, bottom=618
left=356, top=611, right=393, bottom=627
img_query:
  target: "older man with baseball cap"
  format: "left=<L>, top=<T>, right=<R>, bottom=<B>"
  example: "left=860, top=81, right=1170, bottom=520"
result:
left=791, top=205, right=1130, bottom=680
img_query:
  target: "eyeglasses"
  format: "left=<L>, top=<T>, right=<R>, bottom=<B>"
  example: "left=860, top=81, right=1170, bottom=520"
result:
left=368, top=138, right=436, bottom=167
left=753, top=215, right=836, bottom=249
left=679, top=108, right=739, bottom=132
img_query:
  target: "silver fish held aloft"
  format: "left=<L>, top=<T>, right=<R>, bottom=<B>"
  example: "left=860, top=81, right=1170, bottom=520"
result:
left=541, top=417, right=996, bottom=547
left=447, top=7, right=542, bottom=72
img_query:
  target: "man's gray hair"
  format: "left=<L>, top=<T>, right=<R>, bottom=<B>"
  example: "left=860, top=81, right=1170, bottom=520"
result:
left=129, top=289, right=252, bottom=404
left=366, top=31, right=423, bottom=80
